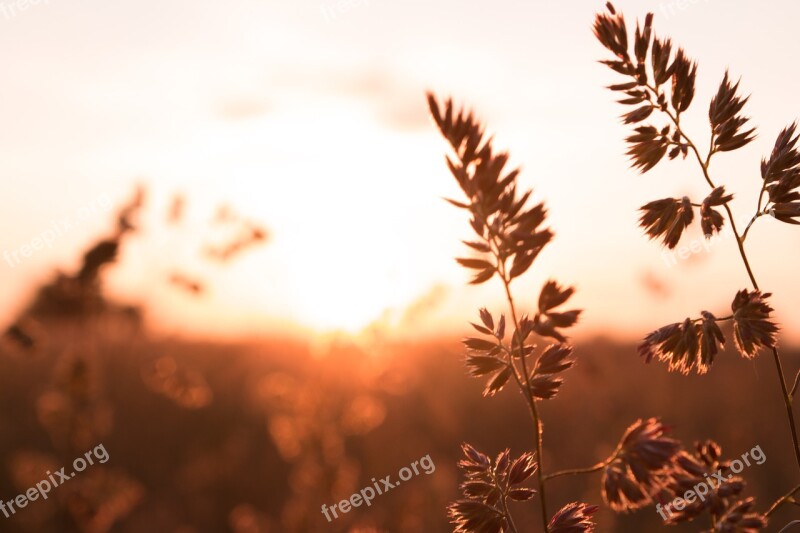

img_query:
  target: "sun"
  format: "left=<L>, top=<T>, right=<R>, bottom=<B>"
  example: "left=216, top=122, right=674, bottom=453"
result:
left=277, top=219, right=416, bottom=334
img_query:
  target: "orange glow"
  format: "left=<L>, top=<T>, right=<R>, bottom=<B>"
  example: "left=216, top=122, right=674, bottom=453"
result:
left=2, top=0, right=800, bottom=342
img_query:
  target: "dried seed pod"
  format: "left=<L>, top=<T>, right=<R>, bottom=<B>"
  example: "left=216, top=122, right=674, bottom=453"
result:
left=602, top=418, right=680, bottom=511
left=715, top=498, right=767, bottom=532
left=670, top=49, right=697, bottom=113
left=639, top=196, right=694, bottom=249
left=731, top=290, right=779, bottom=358
left=626, top=126, right=669, bottom=172
left=549, top=502, right=599, bottom=533
left=638, top=312, right=725, bottom=375
left=763, top=124, right=800, bottom=223
left=709, top=72, right=756, bottom=152
left=701, top=187, right=734, bottom=236
left=449, top=444, right=538, bottom=533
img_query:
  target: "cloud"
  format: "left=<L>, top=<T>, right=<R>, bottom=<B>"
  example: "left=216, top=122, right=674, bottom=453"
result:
left=272, top=66, right=431, bottom=131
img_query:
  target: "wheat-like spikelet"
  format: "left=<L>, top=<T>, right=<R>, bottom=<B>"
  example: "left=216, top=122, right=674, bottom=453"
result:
left=595, top=1, right=800, bottom=526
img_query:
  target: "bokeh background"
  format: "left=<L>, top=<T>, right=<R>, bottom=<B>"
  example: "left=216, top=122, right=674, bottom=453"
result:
left=1, top=0, right=799, bottom=531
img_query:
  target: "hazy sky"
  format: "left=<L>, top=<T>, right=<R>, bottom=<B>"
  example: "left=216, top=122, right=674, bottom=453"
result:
left=2, top=0, right=800, bottom=342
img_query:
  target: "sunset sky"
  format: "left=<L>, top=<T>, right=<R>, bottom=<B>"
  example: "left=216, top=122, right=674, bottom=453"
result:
left=2, top=0, right=800, bottom=342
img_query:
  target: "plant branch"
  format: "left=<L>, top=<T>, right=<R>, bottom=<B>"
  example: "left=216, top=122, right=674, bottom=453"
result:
left=544, top=459, right=612, bottom=482
left=751, top=173, right=771, bottom=239
left=792, top=369, right=800, bottom=401
left=499, top=266, right=550, bottom=533
left=657, top=102, right=800, bottom=472
left=481, top=221, right=550, bottom=532
left=741, top=212, right=762, bottom=242
left=767, top=484, right=800, bottom=517
left=742, top=206, right=773, bottom=242
left=499, top=497, right=519, bottom=533
left=779, top=521, right=800, bottom=533
left=489, top=468, right=520, bottom=533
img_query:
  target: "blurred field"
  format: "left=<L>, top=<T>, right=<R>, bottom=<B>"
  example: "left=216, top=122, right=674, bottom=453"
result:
left=0, top=312, right=796, bottom=532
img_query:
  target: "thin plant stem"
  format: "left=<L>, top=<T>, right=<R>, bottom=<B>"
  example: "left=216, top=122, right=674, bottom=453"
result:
left=468, top=154, right=552, bottom=533
left=544, top=459, right=612, bottom=481
left=496, top=260, right=550, bottom=532
left=544, top=443, right=621, bottom=482
left=503, top=502, right=520, bottom=533
left=490, top=468, right=520, bottom=533
left=766, top=484, right=800, bottom=517
left=500, top=498, right=520, bottom=533
left=502, top=280, right=549, bottom=533
left=778, top=521, right=800, bottom=533
left=791, top=370, right=800, bottom=400
left=741, top=212, right=761, bottom=242
left=753, top=174, right=770, bottom=230
left=481, top=215, right=551, bottom=532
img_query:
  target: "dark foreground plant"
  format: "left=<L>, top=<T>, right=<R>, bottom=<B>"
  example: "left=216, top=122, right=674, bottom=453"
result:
left=427, top=92, right=590, bottom=531
left=427, top=94, right=752, bottom=531
left=595, top=0, right=797, bottom=526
